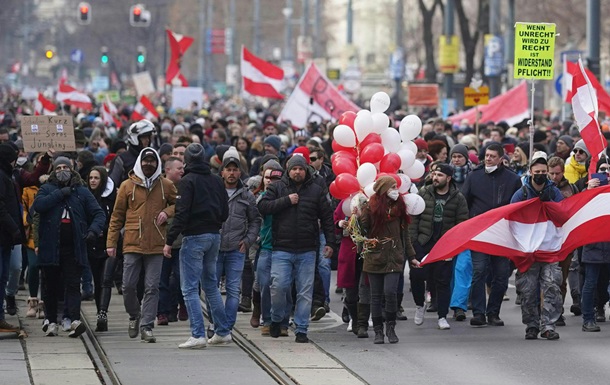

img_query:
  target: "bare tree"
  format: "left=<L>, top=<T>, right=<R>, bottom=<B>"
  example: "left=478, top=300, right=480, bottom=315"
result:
left=418, top=0, right=442, bottom=83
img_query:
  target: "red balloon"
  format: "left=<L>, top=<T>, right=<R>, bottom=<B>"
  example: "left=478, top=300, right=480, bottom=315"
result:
left=359, top=133, right=382, bottom=148
left=339, top=111, right=357, bottom=129
left=329, top=181, right=350, bottom=199
left=335, top=173, right=361, bottom=195
left=332, top=140, right=356, bottom=153
left=331, top=150, right=357, bottom=164
left=332, top=156, right=357, bottom=176
left=359, top=143, right=384, bottom=164
left=379, top=153, right=401, bottom=174
left=376, top=172, right=401, bottom=187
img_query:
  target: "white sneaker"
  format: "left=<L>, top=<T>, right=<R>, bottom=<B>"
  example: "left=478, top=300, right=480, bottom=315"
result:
left=62, top=318, right=72, bottom=332
left=46, top=323, right=58, bottom=336
left=69, top=320, right=86, bottom=338
left=179, top=336, right=207, bottom=349
left=414, top=305, right=426, bottom=325
left=347, top=319, right=353, bottom=332
left=207, top=333, right=232, bottom=345
left=438, top=317, right=451, bottom=330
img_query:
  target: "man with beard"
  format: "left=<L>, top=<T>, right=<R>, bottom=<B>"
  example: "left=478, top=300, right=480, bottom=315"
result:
left=107, top=148, right=177, bottom=343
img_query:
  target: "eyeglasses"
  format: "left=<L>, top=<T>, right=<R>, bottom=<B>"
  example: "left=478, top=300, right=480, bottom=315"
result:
left=574, top=149, right=587, bottom=155
left=309, top=157, right=318, bottom=162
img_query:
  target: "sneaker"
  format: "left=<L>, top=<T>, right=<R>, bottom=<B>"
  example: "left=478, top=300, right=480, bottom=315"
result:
left=437, top=317, right=451, bottom=330
left=414, top=305, right=425, bottom=326
left=157, top=314, right=169, bottom=326
left=179, top=336, right=207, bottom=349
left=207, top=323, right=215, bottom=339
left=96, top=316, right=108, bottom=332
left=295, top=332, right=309, bottom=343
left=311, top=306, right=326, bottom=321
left=396, top=307, right=408, bottom=321
left=347, top=319, right=353, bottom=332
left=269, top=322, right=281, bottom=338
left=5, top=296, right=16, bottom=316
left=555, top=315, right=566, bottom=326
left=261, top=325, right=270, bottom=336
left=178, top=305, right=188, bottom=321
left=42, top=319, right=50, bottom=333
left=128, top=316, right=140, bottom=338
left=62, top=318, right=72, bottom=332
left=453, top=309, right=466, bottom=321
left=140, top=327, right=156, bottom=343
left=0, top=319, right=19, bottom=332
left=525, top=327, right=539, bottom=340
left=596, top=307, right=606, bottom=322
left=470, top=314, right=488, bottom=327
left=582, top=321, right=601, bottom=332
left=69, top=320, right=86, bottom=338
left=45, top=323, right=58, bottom=337
left=280, top=327, right=289, bottom=337
left=540, top=329, right=560, bottom=340
left=208, top=333, right=232, bottom=345
left=503, top=293, right=510, bottom=301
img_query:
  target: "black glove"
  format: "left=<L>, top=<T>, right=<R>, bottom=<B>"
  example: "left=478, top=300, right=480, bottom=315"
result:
left=61, top=187, right=72, bottom=197
left=85, top=231, right=97, bottom=245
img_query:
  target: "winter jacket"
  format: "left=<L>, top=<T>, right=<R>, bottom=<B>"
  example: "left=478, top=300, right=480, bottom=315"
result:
left=32, top=171, right=106, bottom=266
left=107, top=149, right=177, bottom=255
left=165, top=161, right=228, bottom=245
left=258, top=167, right=336, bottom=253
left=462, top=164, right=522, bottom=218
left=108, top=145, right=141, bottom=186
left=510, top=176, right=564, bottom=203
left=409, top=183, right=469, bottom=249
left=582, top=242, right=610, bottom=264
left=564, top=155, right=588, bottom=184
left=0, top=167, right=23, bottom=248
left=359, top=201, right=416, bottom=274
left=89, top=179, right=116, bottom=259
left=219, top=180, right=262, bottom=252
left=22, top=185, right=38, bottom=250
left=334, top=201, right=358, bottom=289
left=555, top=177, right=580, bottom=199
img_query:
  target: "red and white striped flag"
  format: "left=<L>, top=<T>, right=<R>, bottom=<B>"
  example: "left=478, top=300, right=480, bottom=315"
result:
left=166, top=29, right=194, bottom=87
left=56, top=83, right=93, bottom=110
left=101, top=95, right=121, bottom=127
left=241, top=46, right=284, bottom=99
left=421, top=185, right=610, bottom=272
left=571, top=58, right=608, bottom=178
left=34, top=93, right=57, bottom=115
left=564, top=60, right=610, bottom=115
left=132, top=95, right=159, bottom=121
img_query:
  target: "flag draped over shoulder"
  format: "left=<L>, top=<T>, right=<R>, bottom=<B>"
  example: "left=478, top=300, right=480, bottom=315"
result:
left=241, top=46, right=284, bottom=99
left=166, top=29, right=194, bottom=87
left=420, top=185, right=610, bottom=272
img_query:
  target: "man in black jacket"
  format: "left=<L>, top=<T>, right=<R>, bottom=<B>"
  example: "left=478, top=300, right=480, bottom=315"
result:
left=164, top=143, right=230, bottom=349
left=258, top=154, right=336, bottom=343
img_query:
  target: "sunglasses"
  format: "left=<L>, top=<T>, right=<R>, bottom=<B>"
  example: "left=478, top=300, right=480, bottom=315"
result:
left=574, top=149, right=587, bottom=155
left=309, top=157, right=318, bottom=162
left=599, top=167, right=609, bottom=172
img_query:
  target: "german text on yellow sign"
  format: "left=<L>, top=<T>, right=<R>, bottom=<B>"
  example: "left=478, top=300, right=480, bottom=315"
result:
left=514, top=22, right=556, bottom=79
left=439, top=35, right=459, bottom=74
left=464, top=86, right=490, bottom=107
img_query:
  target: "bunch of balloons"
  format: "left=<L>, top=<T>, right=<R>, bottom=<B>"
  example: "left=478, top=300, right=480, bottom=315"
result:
left=329, top=91, right=426, bottom=217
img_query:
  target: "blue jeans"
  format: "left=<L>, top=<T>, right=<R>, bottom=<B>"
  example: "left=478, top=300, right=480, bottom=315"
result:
left=158, top=248, right=183, bottom=316
left=471, top=251, right=510, bottom=316
left=257, top=249, right=291, bottom=327
left=270, top=250, right=315, bottom=335
left=581, top=263, right=610, bottom=323
left=180, top=233, right=229, bottom=338
left=6, top=244, right=22, bottom=297
left=216, top=250, right=245, bottom=330
left=0, top=246, right=12, bottom=321
left=81, top=258, right=93, bottom=296
left=317, top=233, right=330, bottom=303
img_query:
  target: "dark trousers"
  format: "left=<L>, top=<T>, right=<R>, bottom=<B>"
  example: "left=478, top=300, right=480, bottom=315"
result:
left=42, top=249, right=83, bottom=323
left=471, top=251, right=510, bottom=316
left=158, top=248, right=185, bottom=316
left=89, top=255, right=117, bottom=313
left=369, top=272, right=400, bottom=319
left=241, top=258, right=254, bottom=299
left=410, top=260, right=453, bottom=318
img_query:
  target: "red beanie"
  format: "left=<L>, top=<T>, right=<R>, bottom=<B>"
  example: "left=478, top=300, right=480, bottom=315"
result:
left=103, top=153, right=117, bottom=166
left=292, top=146, right=311, bottom=164
left=414, top=138, right=428, bottom=151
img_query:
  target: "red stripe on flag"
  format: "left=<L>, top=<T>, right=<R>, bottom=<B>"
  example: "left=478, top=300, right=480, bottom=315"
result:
left=243, top=78, right=284, bottom=99
left=242, top=47, right=283, bottom=80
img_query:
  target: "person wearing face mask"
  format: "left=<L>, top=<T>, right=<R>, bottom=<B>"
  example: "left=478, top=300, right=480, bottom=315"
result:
left=509, top=152, right=563, bottom=340
left=462, top=143, right=522, bottom=328
left=358, top=176, right=416, bottom=344
left=32, top=156, right=106, bottom=338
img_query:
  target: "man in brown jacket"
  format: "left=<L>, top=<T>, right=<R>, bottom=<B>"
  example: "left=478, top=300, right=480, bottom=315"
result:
left=107, top=148, right=176, bottom=343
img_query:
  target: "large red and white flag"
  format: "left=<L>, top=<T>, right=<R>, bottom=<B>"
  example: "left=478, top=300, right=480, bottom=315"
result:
left=56, top=83, right=93, bottom=110
left=241, top=46, right=284, bottom=99
left=166, top=29, right=194, bottom=87
left=101, top=95, right=121, bottom=127
left=132, top=95, right=159, bottom=121
left=571, top=58, right=607, bottom=178
left=34, top=93, right=57, bottom=115
left=421, top=185, right=610, bottom=272
left=279, top=63, right=360, bottom=127
left=564, top=60, right=610, bottom=115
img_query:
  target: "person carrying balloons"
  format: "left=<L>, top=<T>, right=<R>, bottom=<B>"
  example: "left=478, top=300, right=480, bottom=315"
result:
left=357, top=176, right=416, bottom=344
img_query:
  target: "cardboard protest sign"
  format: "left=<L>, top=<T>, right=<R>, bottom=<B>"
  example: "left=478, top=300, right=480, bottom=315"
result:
left=514, top=22, right=556, bottom=79
left=20, top=115, right=76, bottom=152
left=464, top=86, right=490, bottom=107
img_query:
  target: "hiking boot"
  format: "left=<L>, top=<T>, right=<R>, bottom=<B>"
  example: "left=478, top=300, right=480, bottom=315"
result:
left=128, top=316, right=140, bottom=338
left=373, top=325, right=384, bottom=344
left=179, top=336, right=207, bottom=349
left=62, top=317, right=72, bottom=332
left=269, top=322, right=281, bottom=338
left=96, top=314, right=108, bottom=332
left=386, top=321, right=399, bottom=343
left=470, top=313, right=487, bottom=327
left=26, top=298, right=38, bottom=318
left=280, top=327, right=289, bottom=337
left=5, top=296, right=16, bottom=316
left=238, top=296, right=252, bottom=313
left=311, top=306, right=326, bottom=321
left=157, top=314, right=169, bottom=326
left=555, top=315, right=566, bottom=326
left=0, top=319, right=19, bottom=332
left=208, top=333, right=232, bottom=345
left=356, top=303, right=370, bottom=338
left=140, top=327, right=156, bottom=343
left=582, top=321, right=601, bottom=332
left=540, top=329, right=560, bottom=340
left=69, top=320, right=86, bottom=338
left=437, top=317, right=451, bottom=330
left=178, top=305, right=188, bottom=321
left=295, top=332, right=309, bottom=343
left=453, top=309, right=466, bottom=321
left=357, top=325, right=369, bottom=338
left=525, top=327, right=539, bottom=340
left=261, top=325, right=270, bottom=336
left=487, top=314, right=505, bottom=326
left=414, top=305, right=425, bottom=326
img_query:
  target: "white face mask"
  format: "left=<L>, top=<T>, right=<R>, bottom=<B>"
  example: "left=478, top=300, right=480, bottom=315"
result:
left=485, top=165, right=498, bottom=174
left=387, top=189, right=400, bottom=201
left=416, top=158, right=426, bottom=163
left=16, top=157, right=27, bottom=166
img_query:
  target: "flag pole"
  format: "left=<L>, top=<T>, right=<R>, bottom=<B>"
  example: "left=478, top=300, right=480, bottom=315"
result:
left=528, top=79, right=535, bottom=160
left=475, top=105, right=480, bottom=138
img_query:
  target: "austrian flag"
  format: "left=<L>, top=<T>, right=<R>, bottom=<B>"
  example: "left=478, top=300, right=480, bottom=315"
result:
left=132, top=95, right=159, bottom=122
left=56, top=83, right=92, bottom=110
left=35, top=93, right=57, bottom=115
left=166, top=29, right=194, bottom=87
left=241, top=46, right=284, bottom=99
left=421, top=185, right=610, bottom=272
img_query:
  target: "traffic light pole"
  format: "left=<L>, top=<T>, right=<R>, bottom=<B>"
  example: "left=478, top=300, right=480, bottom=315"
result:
left=587, top=0, right=601, bottom=79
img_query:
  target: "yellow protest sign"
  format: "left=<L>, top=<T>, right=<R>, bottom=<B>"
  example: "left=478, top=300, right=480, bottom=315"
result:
left=464, top=86, right=489, bottom=106
left=439, top=35, right=459, bottom=74
left=20, top=115, right=76, bottom=152
left=514, top=22, right=556, bottom=79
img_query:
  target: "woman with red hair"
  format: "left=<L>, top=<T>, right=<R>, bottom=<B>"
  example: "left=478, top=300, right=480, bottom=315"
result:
left=359, top=176, right=416, bottom=344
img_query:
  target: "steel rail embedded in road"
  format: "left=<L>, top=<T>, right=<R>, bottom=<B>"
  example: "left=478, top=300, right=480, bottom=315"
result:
left=80, top=312, right=122, bottom=385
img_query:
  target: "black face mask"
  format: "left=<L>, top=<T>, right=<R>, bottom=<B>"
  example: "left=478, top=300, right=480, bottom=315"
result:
left=533, top=174, right=547, bottom=185
left=142, top=164, right=156, bottom=178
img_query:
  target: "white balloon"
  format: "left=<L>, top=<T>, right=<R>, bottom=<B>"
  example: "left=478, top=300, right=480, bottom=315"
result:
left=350, top=192, right=369, bottom=216
left=334, top=124, right=356, bottom=147
left=371, top=112, right=390, bottom=134
left=380, top=128, right=401, bottom=153
left=404, top=193, right=426, bottom=215
left=399, top=115, right=423, bottom=142
left=354, top=113, right=374, bottom=141
left=404, top=160, right=425, bottom=179
left=363, top=182, right=376, bottom=198
left=401, top=140, right=418, bottom=155
left=397, top=150, right=416, bottom=171
left=342, top=197, right=353, bottom=217
left=409, top=184, right=419, bottom=194
left=357, top=163, right=378, bottom=187
left=357, top=109, right=371, bottom=116
left=370, top=92, right=391, bottom=114
left=398, top=174, right=412, bottom=194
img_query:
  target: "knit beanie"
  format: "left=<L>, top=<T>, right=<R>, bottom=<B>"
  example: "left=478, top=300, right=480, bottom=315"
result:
left=0, top=144, right=17, bottom=167
left=159, top=143, right=173, bottom=157
left=574, top=139, right=590, bottom=156
left=286, top=153, right=308, bottom=171
left=449, top=144, right=469, bottom=160
left=184, top=143, right=205, bottom=165
left=53, top=156, right=72, bottom=169
left=264, top=135, right=282, bottom=152
left=263, top=159, right=283, bottom=173
left=558, top=135, right=574, bottom=149
left=373, top=176, right=396, bottom=196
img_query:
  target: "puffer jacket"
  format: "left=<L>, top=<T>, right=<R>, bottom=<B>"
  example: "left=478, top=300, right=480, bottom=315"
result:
left=0, top=166, right=24, bottom=247
left=32, top=171, right=105, bottom=266
left=219, top=180, right=262, bottom=252
left=409, top=183, right=469, bottom=249
left=107, top=150, right=176, bottom=255
left=258, top=167, right=335, bottom=253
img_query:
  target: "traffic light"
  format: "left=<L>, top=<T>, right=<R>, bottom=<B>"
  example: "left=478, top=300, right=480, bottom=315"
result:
left=100, top=47, right=109, bottom=67
left=130, top=4, right=151, bottom=27
left=136, top=46, right=146, bottom=70
left=78, top=2, right=91, bottom=25
left=45, top=50, right=54, bottom=60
